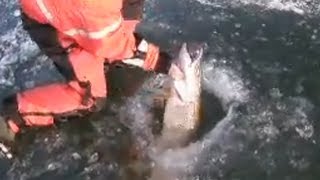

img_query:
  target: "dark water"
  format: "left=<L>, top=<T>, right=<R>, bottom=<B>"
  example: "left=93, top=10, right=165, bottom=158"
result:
left=142, top=0, right=320, bottom=179
left=1, top=0, right=320, bottom=179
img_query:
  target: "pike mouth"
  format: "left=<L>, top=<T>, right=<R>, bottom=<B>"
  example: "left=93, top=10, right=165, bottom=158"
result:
left=186, top=43, right=204, bottom=62
left=170, top=42, right=204, bottom=103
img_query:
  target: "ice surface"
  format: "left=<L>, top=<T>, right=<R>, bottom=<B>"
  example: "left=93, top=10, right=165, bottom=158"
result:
left=0, top=1, right=64, bottom=102
left=1, top=0, right=320, bottom=179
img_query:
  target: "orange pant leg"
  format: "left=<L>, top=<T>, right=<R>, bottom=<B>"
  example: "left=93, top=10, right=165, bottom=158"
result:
left=68, top=49, right=107, bottom=98
left=16, top=49, right=107, bottom=127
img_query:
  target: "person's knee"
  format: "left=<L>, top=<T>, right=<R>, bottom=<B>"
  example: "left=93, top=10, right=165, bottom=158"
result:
left=20, top=0, right=48, bottom=24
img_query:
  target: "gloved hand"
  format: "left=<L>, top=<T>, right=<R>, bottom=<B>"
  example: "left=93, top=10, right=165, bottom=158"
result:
left=121, top=22, right=173, bottom=74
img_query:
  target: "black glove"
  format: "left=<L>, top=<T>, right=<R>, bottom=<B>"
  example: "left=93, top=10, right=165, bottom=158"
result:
left=131, top=22, right=173, bottom=74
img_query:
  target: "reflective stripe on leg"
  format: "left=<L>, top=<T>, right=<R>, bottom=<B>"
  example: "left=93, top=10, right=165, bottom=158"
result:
left=22, top=115, right=54, bottom=126
left=17, top=83, right=95, bottom=113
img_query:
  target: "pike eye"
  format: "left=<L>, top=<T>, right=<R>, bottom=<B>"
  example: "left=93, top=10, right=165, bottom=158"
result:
left=189, top=49, right=201, bottom=60
left=186, top=43, right=203, bottom=61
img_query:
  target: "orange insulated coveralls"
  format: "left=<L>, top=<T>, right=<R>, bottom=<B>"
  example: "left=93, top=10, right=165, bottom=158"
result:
left=6, top=0, right=162, bottom=133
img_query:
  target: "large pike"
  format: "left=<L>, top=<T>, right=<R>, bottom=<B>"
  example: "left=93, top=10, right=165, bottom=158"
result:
left=149, top=42, right=204, bottom=180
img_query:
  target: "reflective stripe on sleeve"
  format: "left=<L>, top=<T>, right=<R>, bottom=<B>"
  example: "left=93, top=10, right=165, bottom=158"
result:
left=36, top=0, right=53, bottom=22
left=36, top=0, right=122, bottom=39
left=63, top=16, right=122, bottom=39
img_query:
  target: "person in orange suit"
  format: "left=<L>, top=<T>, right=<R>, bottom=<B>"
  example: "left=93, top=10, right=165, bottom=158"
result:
left=0, top=0, right=172, bottom=143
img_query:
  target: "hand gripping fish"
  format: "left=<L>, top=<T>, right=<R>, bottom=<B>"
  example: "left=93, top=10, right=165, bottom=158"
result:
left=149, top=42, right=204, bottom=180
